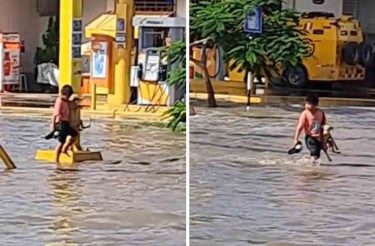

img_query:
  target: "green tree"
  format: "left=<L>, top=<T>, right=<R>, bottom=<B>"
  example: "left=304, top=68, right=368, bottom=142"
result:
left=190, top=0, right=313, bottom=106
left=34, top=17, right=59, bottom=66
left=163, top=41, right=186, bottom=131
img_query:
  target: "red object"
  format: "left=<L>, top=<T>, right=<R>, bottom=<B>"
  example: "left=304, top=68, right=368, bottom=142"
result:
left=3, top=52, right=11, bottom=76
left=80, top=76, right=92, bottom=95
left=20, top=40, right=25, bottom=53
left=3, top=85, right=11, bottom=92
left=189, top=65, right=194, bottom=79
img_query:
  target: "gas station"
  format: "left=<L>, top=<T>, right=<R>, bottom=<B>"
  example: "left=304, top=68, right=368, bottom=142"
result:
left=61, top=0, right=186, bottom=110
left=0, top=0, right=187, bottom=164
left=0, top=0, right=186, bottom=108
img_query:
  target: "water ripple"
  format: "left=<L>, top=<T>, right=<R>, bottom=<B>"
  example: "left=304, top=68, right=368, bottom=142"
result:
left=191, top=106, right=375, bottom=245
left=0, top=115, right=185, bottom=245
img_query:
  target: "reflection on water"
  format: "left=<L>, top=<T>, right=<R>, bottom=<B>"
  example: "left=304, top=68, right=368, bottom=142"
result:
left=0, top=115, right=185, bottom=245
left=191, top=106, right=375, bottom=245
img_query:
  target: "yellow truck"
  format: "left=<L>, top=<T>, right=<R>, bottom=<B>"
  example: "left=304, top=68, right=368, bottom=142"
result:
left=193, top=12, right=375, bottom=88
left=278, top=12, right=374, bottom=88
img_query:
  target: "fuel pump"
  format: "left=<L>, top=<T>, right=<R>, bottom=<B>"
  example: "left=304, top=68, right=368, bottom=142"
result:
left=141, top=48, right=167, bottom=82
left=137, top=48, right=169, bottom=105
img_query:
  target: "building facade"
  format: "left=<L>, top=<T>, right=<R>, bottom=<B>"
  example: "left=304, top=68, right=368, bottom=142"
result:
left=284, top=0, right=375, bottom=42
left=0, top=0, right=185, bottom=90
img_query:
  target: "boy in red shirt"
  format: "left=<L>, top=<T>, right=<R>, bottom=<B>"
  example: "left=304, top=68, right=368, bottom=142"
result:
left=293, top=94, right=327, bottom=161
left=51, top=85, right=78, bottom=164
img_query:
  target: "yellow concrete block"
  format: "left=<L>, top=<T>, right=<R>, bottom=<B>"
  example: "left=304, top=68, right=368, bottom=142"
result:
left=35, top=150, right=103, bottom=164
left=190, top=92, right=262, bottom=104
left=190, top=79, right=245, bottom=96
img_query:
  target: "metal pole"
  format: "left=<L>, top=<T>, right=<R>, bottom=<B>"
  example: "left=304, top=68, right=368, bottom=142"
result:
left=91, top=83, right=97, bottom=110
left=246, top=71, right=252, bottom=111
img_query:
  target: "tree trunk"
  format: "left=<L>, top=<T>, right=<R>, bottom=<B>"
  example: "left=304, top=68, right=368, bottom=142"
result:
left=190, top=106, right=196, bottom=116
left=201, top=44, right=217, bottom=107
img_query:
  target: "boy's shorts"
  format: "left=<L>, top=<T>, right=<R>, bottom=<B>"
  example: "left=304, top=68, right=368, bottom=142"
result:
left=305, top=135, right=322, bottom=158
left=56, top=121, right=78, bottom=143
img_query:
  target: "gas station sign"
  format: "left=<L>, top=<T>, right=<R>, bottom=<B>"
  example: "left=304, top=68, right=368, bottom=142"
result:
left=244, top=7, right=263, bottom=34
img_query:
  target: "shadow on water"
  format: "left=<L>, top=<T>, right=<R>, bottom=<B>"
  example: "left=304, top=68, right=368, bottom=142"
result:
left=0, top=115, right=185, bottom=245
left=191, top=106, right=375, bottom=245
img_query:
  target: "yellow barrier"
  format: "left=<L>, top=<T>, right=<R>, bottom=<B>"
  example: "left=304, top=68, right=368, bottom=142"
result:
left=35, top=150, right=103, bottom=165
left=0, top=145, right=16, bottom=169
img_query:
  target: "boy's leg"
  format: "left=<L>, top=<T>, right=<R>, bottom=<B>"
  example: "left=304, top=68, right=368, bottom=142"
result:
left=62, top=136, right=75, bottom=156
left=55, top=123, right=68, bottom=164
left=62, top=127, right=79, bottom=154
left=305, top=136, right=321, bottom=160
left=55, top=142, right=64, bottom=164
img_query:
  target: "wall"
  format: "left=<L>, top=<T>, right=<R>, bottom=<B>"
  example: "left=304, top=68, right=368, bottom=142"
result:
left=106, top=0, right=115, bottom=12
left=283, top=0, right=375, bottom=42
left=284, top=0, right=343, bottom=17
left=176, top=0, right=186, bottom=18
left=0, top=0, right=107, bottom=74
left=82, top=0, right=107, bottom=31
left=0, top=0, right=49, bottom=73
left=357, top=0, right=375, bottom=40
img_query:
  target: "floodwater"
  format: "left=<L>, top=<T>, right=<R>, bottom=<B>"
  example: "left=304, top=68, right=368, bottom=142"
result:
left=0, top=114, right=185, bottom=245
left=190, top=105, right=375, bottom=245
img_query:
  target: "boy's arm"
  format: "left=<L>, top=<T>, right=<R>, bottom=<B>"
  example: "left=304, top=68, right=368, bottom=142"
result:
left=294, top=125, right=303, bottom=145
left=294, top=111, right=305, bottom=145
left=322, top=111, right=327, bottom=125
left=51, top=98, right=61, bottom=130
left=51, top=115, right=57, bottom=130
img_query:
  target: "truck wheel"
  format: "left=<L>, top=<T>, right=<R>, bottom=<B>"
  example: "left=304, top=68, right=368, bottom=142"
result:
left=343, top=42, right=359, bottom=65
left=359, top=43, right=374, bottom=67
left=284, top=65, right=307, bottom=88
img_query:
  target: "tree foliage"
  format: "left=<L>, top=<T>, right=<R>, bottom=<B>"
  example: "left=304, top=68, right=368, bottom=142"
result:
left=166, top=40, right=186, bottom=90
left=190, top=0, right=313, bottom=83
left=163, top=41, right=186, bottom=131
left=34, top=17, right=59, bottom=66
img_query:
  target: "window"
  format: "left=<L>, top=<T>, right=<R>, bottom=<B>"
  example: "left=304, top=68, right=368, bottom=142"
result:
left=340, top=30, right=348, bottom=36
left=135, top=0, right=175, bottom=13
left=343, top=0, right=360, bottom=18
left=313, top=29, right=324, bottom=35
left=142, top=28, right=168, bottom=49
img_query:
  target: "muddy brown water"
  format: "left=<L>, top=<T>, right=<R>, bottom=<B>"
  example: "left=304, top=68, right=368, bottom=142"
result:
left=190, top=105, right=375, bottom=245
left=0, top=115, right=185, bottom=245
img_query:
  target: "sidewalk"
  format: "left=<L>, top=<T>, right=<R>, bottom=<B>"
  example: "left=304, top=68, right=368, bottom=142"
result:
left=0, top=93, right=170, bottom=122
left=190, top=79, right=375, bottom=107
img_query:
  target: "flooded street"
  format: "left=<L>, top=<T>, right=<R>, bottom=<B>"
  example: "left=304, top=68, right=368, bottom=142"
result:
left=0, top=115, right=185, bottom=245
left=190, top=105, right=375, bottom=245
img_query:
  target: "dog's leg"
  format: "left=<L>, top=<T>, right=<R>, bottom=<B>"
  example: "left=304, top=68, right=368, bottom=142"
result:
left=322, top=148, right=332, bottom=162
left=330, top=136, right=341, bottom=154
